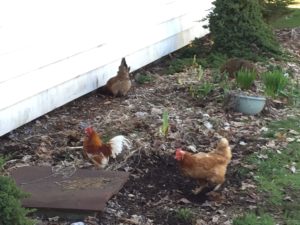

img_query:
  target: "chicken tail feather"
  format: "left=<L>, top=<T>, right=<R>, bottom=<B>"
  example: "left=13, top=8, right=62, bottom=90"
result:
left=216, top=138, right=232, bottom=160
left=109, top=135, right=131, bottom=158
left=217, top=138, right=229, bottom=150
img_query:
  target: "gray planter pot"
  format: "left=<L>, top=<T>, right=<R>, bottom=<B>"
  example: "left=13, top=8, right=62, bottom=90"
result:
left=234, top=94, right=266, bottom=115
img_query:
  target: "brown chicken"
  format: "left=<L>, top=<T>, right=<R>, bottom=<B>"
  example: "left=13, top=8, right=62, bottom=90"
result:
left=175, top=138, right=232, bottom=194
left=105, top=57, right=131, bottom=97
left=83, top=127, right=131, bottom=168
left=220, top=58, right=258, bottom=78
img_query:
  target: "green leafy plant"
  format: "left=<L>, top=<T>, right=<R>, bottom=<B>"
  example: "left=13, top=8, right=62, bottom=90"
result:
left=285, top=79, right=300, bottom=106
left=0, top=157, right=35, bottom=225
left=166, top=58, right=194, bottom=74
left=235, top=69, right=257, bottom=90
left=262, top=69, right=288, bottom=97
left=192, top=55, right=204, bottom=80
left=176, top=208, right=193, bottom=223
left=189, top=82, right=214, bottom=99
left=160, top=111, right=169, bottom=136
left=233, top=212, right=275, bottom=225
left=208, top=0, right=281, bottom=60
left=135, top=74, right=154, bottom=84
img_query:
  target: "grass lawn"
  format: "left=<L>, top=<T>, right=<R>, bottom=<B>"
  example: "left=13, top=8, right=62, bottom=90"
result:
left=270, top=8, right=300, bottom=28
left=233, top=117, right=300, bottom=225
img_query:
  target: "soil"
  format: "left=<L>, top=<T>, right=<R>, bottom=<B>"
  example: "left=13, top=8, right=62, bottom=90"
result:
left=0, top=28, right=299, bottom=225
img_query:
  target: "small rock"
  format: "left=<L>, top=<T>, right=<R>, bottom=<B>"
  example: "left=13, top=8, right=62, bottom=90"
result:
left=204, top=121, right=213, bottom=129
left=239, top=141, right=247, bottom=146
left=151, top=108, right=163, bottom=115
left=71, top=222, right=85, bottom=225
left=135, top=112, right=148, bottom=118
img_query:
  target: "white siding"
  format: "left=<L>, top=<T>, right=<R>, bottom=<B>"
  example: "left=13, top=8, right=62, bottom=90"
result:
left=0, top=0, right=213, bottom=136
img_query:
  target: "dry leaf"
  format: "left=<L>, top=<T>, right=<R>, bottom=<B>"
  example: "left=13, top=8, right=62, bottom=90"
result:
left=212, top=215, right=219, bottom=223
left=257, top=154, right=268, bottom=159
left=283, top=196, right=293, bottom=201
left=275, top=132, right=286, bottom=141
left=177, top=198, right=191, bottom=204
left=288, top=129, right=299, bottom=135
left=240, top=182, right=256, bottom=190
left=266, top=140, right=276, bottom=148
left=260, top=127, right=268, bottom=132
left=286, top=137, right=295, bottom=142
left=204, top=121, right=213, bottom=129
left=290, top=165, right=296, bottom=173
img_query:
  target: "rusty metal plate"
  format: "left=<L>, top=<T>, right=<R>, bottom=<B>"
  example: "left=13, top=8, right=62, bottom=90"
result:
left=11, top=166, right=129, bottom=212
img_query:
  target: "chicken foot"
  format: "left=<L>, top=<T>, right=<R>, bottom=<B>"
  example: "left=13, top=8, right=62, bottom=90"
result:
left=192, top=180, right=208, bottom=195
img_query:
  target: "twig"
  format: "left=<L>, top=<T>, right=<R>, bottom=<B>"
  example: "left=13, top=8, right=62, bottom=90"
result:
left=66, top=146, right=83, bottom=150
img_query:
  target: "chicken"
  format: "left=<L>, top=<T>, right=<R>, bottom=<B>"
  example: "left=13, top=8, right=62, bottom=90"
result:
left=104, top=57, right=132, bottom=97
left=83, top=127, right=131, bottom=168
left=175, top=138, right=231, bottom=194
left=220, top=58, right=258, bottom=78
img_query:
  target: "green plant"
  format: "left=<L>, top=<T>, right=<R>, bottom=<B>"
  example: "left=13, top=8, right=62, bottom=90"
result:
left=270, top=8, right=300, bottom=28
left=192, top=55, right=204, bottom=80
left=160, top=111, right=169, bottom=136
left=285, top=79, right=300, bottom=106
left=189, top=82, right=214, bottom=99
left=166, top=58, right=194, bottom=74
left=208, top=0, right=281, bottom=60
left=176, top=208, right=193, bottom=222
left=235, top=69, right=256, bottom=90
left=233, top=212, right=275, bottom=225
left=0, top=157, right=5, bottom=170
left=235, top=69, right=257, bottom=90
left=199, top=53, right=228, bottom=69
left=0, top=176, right=35, bottom=225
left=262, top=69, right=288, bottom=97
left=135, top=74, right=154, bottom=84
left=243, top=118, right=300, bottom=223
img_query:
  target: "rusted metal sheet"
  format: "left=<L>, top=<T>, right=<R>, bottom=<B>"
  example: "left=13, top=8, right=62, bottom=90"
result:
left=11, top=166, right=129, bottom=212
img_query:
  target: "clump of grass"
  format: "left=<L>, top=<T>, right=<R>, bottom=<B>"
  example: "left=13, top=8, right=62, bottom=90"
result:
left=189, top=81, right=214, bottom=99
left=262, top=69, right=289, bottom=97
left=166, top=58, right=194, bottom=74
left=233, top=212, right=275, bottom=225
left=135, top=74, right=154, bottom=84
left=199, top=52, right=228, bottom=68
left=235, top=69, right=257, bottom=90
left=176, top=208, right=193, bottom=223
left=191, top=55, right=204, bottom=80
left=160, top=111, right=169, bottom=136
left=288, top=81, right=300, bottom=106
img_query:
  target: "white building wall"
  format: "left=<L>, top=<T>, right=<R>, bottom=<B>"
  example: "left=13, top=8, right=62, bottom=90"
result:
left=0, top=0, right=213, bottom=136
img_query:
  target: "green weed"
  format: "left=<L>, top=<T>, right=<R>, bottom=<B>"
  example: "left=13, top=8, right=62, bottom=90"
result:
left=262, top=69, right=289, bottom=97
left=135, top=74, right=154, bottom=84
left=176, top=208, right=193, bottom=223
left=189, top=82, right=214, bottom=99
left=235, top=69, right=257, bottom=90
left=166, top=58, right=194, bottom=74
left=160, top=111, right=169, bottom=137
left=233, top=212, right=275, bottom=225
left=0, top=157, right=36, bottom=225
